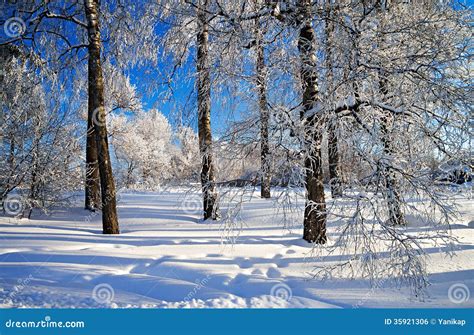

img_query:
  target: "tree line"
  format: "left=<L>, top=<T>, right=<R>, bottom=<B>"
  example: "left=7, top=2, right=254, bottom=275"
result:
left=1, top=0, right=471, bottom=255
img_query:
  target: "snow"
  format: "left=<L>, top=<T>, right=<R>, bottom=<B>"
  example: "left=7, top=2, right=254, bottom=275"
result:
left=0, top=190, right=473, bottom=308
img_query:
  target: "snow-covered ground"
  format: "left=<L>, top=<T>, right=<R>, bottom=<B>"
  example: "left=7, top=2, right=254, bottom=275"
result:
left=0, top=189, right=473, bottom=308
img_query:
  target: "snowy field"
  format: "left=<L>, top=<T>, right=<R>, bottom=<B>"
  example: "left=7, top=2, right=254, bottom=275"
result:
left=0, top=189, right=473, bottom=308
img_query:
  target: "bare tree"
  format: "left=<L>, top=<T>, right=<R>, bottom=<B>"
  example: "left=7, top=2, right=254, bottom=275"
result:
left=84, top=0, right=119, bottom=233
left=0, top=44, right=82, bottom=218
left=375, top=0, right=405, bottom=226
left=254, top=13, right=271, bottom=199
left=196, top=0, right=219, bottom=220
left=324, top=2, right=342, bottom=198
left=298, top=0, right=327, bottom=243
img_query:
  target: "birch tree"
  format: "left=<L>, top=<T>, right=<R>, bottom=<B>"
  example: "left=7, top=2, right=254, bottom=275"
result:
left=1, top=0, right=159, bottom=232
left=324, top=1, right=342, bottom=198
left=311, top=0, right=472, bottom=296
left=254, top=4, right=271, bottom=199
left=196, top=0, right=219, bottom=220
left=83, top=0, right=119, bottom=233
left=297, top=0, right=327, bottom=243
left=0, top=45, right=82, bottom=218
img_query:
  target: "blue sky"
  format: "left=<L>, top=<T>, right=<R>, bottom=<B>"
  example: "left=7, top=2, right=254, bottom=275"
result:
left=1, top=0, right=472, bottom=136
left=124, top=0, right=474, bottom=135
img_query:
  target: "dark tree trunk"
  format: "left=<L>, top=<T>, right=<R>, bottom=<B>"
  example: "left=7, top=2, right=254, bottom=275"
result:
left=85, top=119, right=101, bottom=211
left=197, top=0, right=219, bottom=220
left=379, top=78, right=405, bottom=226
left=84, top=0, right=119, bottom=234
left=298, top=0, right=327, bottom=244
left=325, top=4, right=342, bottom=198
left=255, top=17, right=271, bottom=199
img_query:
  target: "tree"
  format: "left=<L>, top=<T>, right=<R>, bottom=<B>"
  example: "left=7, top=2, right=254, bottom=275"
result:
left=297, top=0, right=327, bottom=243
left=171, top=127, right=201, bottom=183
left=254, top=5, right=271, bottom=199
left=84, top=0, right=119, bottom=234
left=85, top=91, right=101, bottom=211
left=324, top=2, right=342, bottom=198
left=265, top=0, right=329, bottom=243
left=0, top=45, right=81, bottom=218
left=196, top=0, right=219, bottom=220
left=2, top=0, right=160, bottom=231
left=111, top=109, right=174, bottom=189
left=310, top=0, right=472, bottom=296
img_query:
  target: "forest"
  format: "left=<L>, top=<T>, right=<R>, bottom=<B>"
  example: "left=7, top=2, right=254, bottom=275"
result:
left=0, top=0, right=472, bottom=308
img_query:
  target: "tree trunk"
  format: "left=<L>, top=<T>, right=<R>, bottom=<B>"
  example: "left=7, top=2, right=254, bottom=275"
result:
left=255, top=17, right=271, bottom=199
left=197, top=0, right=219, bottom=220
left=85, top=119, right=101, bottom=211
left=6, top=136, right=15, bottom=193
left=84, top=0, right=119, bottom=234
left=327, top=120, right=342, bottom=197
left=126, top=161, right=134, bottom=188
left=325, top=4, right=342, bottom=198
left=27, top=124, right=42, bottom=218
left=376, top=1, right=405, bottom=226
left=298, top=0, right=327, bottom=244
left=380, top=78, right=405, bottom=226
